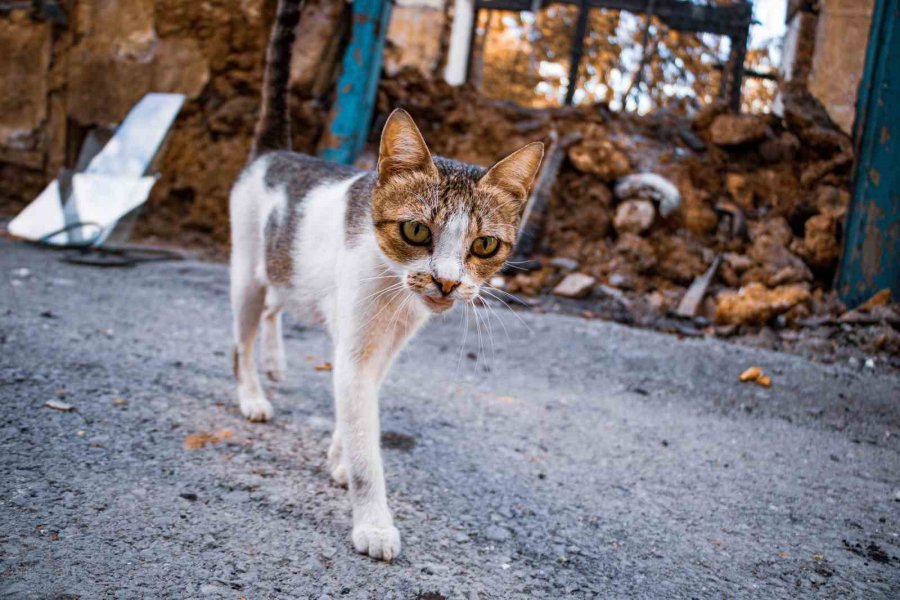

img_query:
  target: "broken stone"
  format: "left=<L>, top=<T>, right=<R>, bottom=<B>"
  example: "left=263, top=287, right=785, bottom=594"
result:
left=791, top=212, right=842, bottom=270
left=607, top=271, right=637, bottom=290
left=800, top=151, right=853, bottom=187
left=813, top=185, right=850, bottom=215
left=655, top=236, right=706, bottom=285
left=549, top=257, right=579, bottom=271
left=567, top=125, right=631, bottom=180
left=613, top=199, right=655, bottom=235
left=552, top=273, right=597, bottom=299
left=709, top=114, right=769, bottom=146
left=749, top=217, right=794, bottom=246
left=759, top=131, right=800, bottom=164
left=714, top=283, right=812, bottom=325
left=723, top=252, right=754, bottom=273
left=612, top=233, right=657, bottom=274
left=725, top=173, right=754, bottom=210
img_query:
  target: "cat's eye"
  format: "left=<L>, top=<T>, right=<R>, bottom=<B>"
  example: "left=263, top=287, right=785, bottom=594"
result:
left=471, top=236, right=500, bottom=258
left=400, top=220, right=432, bottom=245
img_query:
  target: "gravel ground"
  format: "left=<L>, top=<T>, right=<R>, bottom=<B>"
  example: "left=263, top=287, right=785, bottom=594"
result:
left=1, top=238, right=898, bottom=599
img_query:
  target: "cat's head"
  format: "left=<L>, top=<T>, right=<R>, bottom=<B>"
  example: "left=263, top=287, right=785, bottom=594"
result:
left=372, top=109, right=543, bottom=313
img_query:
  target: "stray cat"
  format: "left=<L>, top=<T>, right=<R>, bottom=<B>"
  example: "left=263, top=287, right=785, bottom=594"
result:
left=229, top=0, right=543, bottom=562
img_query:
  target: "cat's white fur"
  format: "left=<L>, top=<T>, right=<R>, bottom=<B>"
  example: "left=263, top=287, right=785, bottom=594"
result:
left=229, top=156, right=478, bottom=562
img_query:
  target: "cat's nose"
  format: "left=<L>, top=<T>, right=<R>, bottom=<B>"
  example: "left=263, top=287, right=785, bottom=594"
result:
left=431, top=275, right=459, bottom=296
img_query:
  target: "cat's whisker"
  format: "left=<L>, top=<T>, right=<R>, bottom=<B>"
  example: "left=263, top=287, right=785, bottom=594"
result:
left=481, top=295, right=511, bottom=343
left=481, top=287, right=533, bottom=333
left=355, top=287, right=407, bottom=333
left=475, top=300, right=498, bottom=366
left=455, top=300, right=471, bottom=375
left=385, top=293, right=414, bottom=341
left=472, top=301, right=485, bottom=371
left=355, top=281, right=405, bottom=306
left=501, top=262, right=527, bottom=271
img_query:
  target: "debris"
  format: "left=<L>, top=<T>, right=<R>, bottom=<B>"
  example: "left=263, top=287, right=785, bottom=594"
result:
left=714, top=283, right=811, bottom=325
left=738, top=366, right=762, bottom=382
left=44, top=400, right=73, bottom=412
left=714, top=201, right=748, bottom=240
left=859, top=289, right=891, bottom=312
left=567, top=125, right=631, bottom=180
left=552, top=273, right=597, bottom=299
left=613, top=173, right=681, bottom=217
left=549, top=257, right=579, bottom=271
left=184, top=429, right=233, bottom=450
left=613, top=199, right=655, bottom=234
left=676, top=254, right=723, bottom=318
left=739, top=366, right=772, bottom=387
left=708, top=114, right=769, bottom=146
left=314, top=362, right=333, bottom=372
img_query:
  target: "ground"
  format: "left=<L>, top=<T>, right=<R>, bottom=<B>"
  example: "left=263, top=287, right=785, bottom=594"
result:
left=1, top=238, right=898, bottom=599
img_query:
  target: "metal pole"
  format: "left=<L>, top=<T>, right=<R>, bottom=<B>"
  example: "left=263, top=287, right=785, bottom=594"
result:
left=564, top=0, right=590, bottom=105
left=317, top=0, right=392, bottom=164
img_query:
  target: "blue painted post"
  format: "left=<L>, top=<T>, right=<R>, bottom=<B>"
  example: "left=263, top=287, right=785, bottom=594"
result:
left=317, top=0, right=392, bottom=164
left=837, top=0, right=900, bottom=307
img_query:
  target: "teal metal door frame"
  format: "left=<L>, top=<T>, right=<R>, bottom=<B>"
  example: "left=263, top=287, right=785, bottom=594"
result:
left=317, top=0, right=392, bottom=165
left=837, top=0, right=900, bottom=307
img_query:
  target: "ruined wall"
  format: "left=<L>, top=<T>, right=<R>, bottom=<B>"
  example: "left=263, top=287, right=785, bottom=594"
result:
left=0, top=0, right=341, bottom=248
left=782, top=0, right=874, bottom=134
left=808, top=0, right=874, bottom=134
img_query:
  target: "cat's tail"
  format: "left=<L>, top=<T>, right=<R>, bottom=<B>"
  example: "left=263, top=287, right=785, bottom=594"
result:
left=250, top=0, right=304, bottom=159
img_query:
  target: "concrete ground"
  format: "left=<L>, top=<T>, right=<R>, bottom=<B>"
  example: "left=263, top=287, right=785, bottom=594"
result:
left=1, top=237, right=898, bottom=599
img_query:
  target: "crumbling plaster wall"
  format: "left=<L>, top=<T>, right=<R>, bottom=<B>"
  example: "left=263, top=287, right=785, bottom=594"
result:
left=808, top=0, right=874, bottom=134
left=0, top=0, right=345, bottom=245
left=783, top=0, right=875, bottom=134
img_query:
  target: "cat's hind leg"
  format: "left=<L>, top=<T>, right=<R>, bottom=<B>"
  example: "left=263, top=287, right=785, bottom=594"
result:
left=327, top=430, right=348, bottom=487
left=231, top=272, right=273, bottom=422
left=261, top=288, right=287, bottom=382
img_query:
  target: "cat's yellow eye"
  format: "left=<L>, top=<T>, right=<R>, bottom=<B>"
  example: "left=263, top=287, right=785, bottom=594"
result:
left=471, top=236, right=500, bottom=258
left=400, top=220, right=431, bottom=245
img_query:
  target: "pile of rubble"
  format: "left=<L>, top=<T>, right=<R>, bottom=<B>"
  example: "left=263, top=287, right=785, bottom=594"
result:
left=379, top=71, right=899, bottom=365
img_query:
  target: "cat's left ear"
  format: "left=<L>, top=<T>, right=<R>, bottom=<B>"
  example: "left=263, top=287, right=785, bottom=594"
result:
left=478, top=141, right=544, bottom=206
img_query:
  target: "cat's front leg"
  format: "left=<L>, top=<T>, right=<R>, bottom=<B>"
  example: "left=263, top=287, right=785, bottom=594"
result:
left=332, top=352, right=400, bottom=562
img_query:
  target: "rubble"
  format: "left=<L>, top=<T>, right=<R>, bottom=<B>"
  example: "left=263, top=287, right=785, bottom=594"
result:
left=613, top=199, right=655, bottom=234
left=714, top=283, right=812, bottom=326
left=708, top=114, right=770, bottom=146
left=552, top=273, right=597, bottom=299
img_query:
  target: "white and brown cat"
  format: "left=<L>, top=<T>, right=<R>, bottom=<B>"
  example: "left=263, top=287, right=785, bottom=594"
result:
left=229, top=0, right=543, bottom=562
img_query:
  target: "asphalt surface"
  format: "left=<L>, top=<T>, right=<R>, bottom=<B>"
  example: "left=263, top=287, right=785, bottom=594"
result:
left=1, top=237, right=899, bottom=599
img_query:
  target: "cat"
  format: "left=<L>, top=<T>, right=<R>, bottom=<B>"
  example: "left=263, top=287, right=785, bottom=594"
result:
left=229, top=0, right=543, bottom=562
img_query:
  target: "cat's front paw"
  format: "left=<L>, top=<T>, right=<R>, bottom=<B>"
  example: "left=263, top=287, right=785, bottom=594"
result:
left=239, top=393, right=273, bottom=422
left=352, top=524, right=401, bottom=563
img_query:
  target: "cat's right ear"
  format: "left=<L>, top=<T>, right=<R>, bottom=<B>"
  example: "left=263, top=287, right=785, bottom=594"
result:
left=377, top=109, right=438, bottom=185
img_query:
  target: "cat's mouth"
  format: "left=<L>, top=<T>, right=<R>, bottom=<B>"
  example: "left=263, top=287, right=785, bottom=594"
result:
left=420, top=295, right=455, bottom=313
